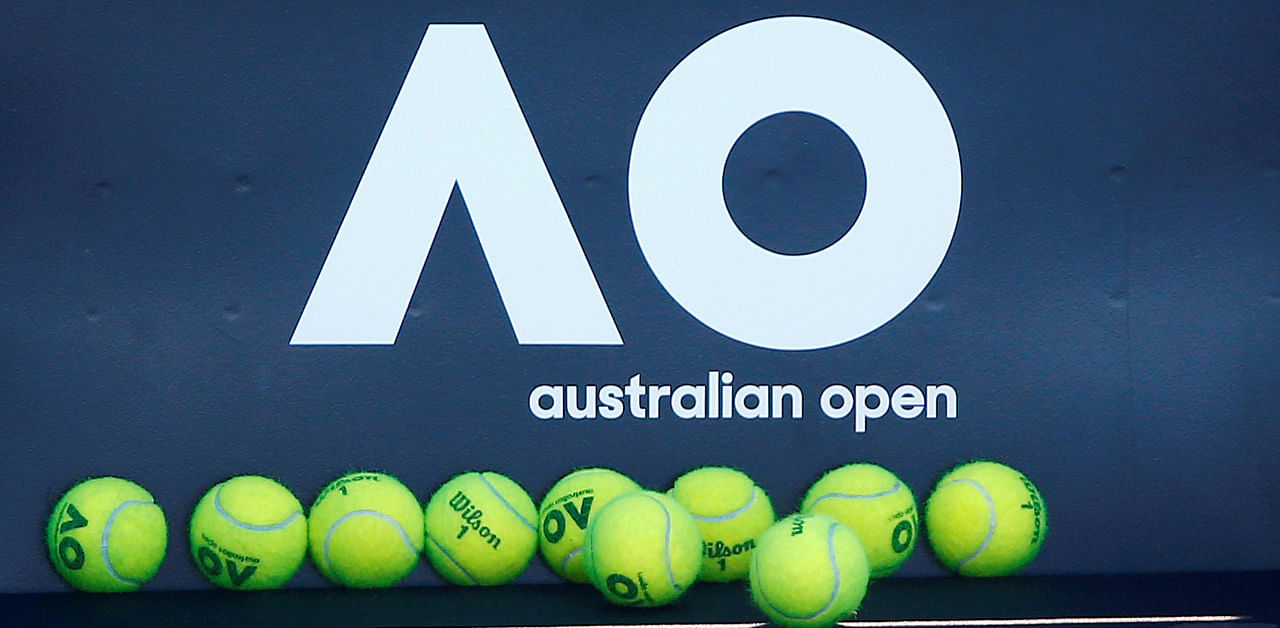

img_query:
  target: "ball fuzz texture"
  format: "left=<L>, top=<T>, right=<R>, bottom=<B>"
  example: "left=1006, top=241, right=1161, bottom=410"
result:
left=538, top=467, right=641, bottom=583
left=924, top=460, right=1047, bottom=577
left=308, top=472, right=424, bottom=588
left=668, top=466, right=775, bottom=582
left=47, top=477, right=168, bottom=592
left=749, top=513, right=870, bottom=628
left=190, top=475, right=307, bottom=589
left=801, top=462, right=918, bottom=577
left=425, top=471, right=539, bottom=585
left=584, top=490, right=702, bottom=607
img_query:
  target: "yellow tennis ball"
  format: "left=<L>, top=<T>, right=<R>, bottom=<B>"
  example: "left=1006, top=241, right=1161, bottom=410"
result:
left=749, top=513, right=870, bottom=628
left=189, top=475, right=307, bottom=590
left=46, top=477, right=168, bottom=592
left=924, top=460, right=1047, bottom=577
left=538, top=467, right=641, bottom=583
left=583, top=490, right=702, bottom=607
left=424, top=471, right=539, bottom=585
left=668, top=466, right=775, bottom=582
left=308, top=471, right=424, bottom=588
left=801, top=462, right=918, bottom=577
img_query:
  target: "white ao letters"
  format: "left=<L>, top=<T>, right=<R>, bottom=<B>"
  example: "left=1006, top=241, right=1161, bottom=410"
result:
left=292, top=18, right=961, bottom=350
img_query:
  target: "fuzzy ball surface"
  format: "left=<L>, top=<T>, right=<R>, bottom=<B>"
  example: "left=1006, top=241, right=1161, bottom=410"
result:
left=308, top=471, right=424, bottom=588
left=47, top=477, right=168, bottom=592
left=538, top=468, right=641, bottom=583
left=749, top=513, right=870, bottom=628
left=424, top=471, right=539, bottom=585
left=668, top=466, right=775, bottom=582
left=801, top=462, right=918, bottom=577
left=924, top=460, right=1047, bottom=577
left=189, top=475, right=307, bottom=589
left=584, top=490, right=702, bottom=607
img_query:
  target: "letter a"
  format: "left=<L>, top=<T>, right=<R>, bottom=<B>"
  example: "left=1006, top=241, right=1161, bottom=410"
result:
left=293, top=24, right=622, bottom=345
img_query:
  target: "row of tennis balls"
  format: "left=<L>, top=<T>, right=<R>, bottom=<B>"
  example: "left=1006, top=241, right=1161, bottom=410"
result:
left=48, top=461, right=1046, bottom=625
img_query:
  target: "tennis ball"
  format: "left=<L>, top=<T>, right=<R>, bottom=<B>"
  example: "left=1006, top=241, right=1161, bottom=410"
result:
left=924, top=460, right=1047, bottom=577
left=425, top=471, right=539, bottom=585
left=801, top=462, right=918, bottom=577
left=189, top=475, right=307, bottom=589
left=749, top=513, right=870, bottom=628
left=46, top=477, right=168, bottom=592
left=308, top=471, right=424, bottom=587
left=583, top=490, right=702, bottom=607
left=538, top=467, right=641, bottom=583
left=668, top=466, right=775, bottom=582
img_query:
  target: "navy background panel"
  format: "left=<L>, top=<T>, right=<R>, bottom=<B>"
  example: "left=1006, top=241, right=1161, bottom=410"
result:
left=1, top=2, right=1278, bottom=592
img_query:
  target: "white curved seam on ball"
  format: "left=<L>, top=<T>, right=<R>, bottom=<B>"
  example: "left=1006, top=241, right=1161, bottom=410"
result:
left=640, top=493, right=680, bottom=591
left=100, top=499, right=153, bottom=585
left=324, top=510, right=419, bottom=575
left=479, top=473, right=536, bottom=531
left=688, top=487, right=759, bottom=523
left=214, top=484, right=302, bottom=532
left=945, top=479, right=997, bottom=569
left=753, top=535, right=804, bottom=617
left=559, top=547, right=582, bottom=576
left=808, top=482, right=902, bottom=509
left=426, top=534, right=481, bottom=585
left=811, top=521, right=845, bottom=619
left=758, top=521, right=843, bottom=620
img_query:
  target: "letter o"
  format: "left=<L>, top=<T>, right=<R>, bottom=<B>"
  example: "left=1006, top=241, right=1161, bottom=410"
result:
left=607, top=573, right=639, bottom=600
left=197, top=546, right=222, bottom=575
left=58, top=537, right=86, bottom=571
left=630, top=17, right=961, bottom=350
left=542, top=510, right=566, bottom=543
left=892, top=518, right=914, bottom=553
left=821, top=384, right=853, bottom=419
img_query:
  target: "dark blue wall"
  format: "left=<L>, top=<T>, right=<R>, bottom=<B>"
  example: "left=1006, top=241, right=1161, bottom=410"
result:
left=2, top=2, right=1277, bottom=592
